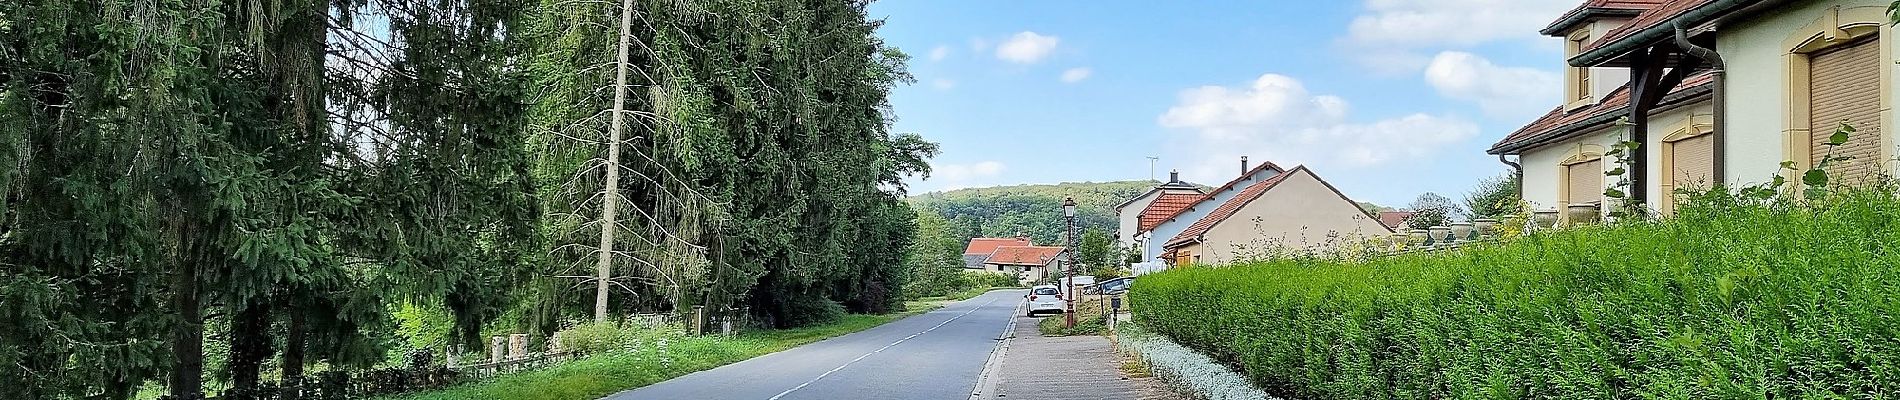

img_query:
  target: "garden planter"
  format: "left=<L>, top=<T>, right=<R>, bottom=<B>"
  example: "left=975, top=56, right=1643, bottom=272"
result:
left=1566, top=203, right=1601, bottom=226
left=1408, top=229, right=1430, bottom=247
left=1449, top=222, right=1475, bottom=242
left=1472, top=219, right=1498, bottom=237
left=1532, top=210, right=1560, bottom=229
left=1428, top=226, right=1452, bottom=246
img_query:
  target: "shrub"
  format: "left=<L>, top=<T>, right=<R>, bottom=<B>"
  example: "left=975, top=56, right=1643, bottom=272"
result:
left=1115, top=321, right=1271, bottom=400
left=1133, top=188, right=1900, bottom=399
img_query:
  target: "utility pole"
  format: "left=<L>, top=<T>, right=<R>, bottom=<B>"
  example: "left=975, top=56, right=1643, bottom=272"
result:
left=596, top=0, right=636, bottom=323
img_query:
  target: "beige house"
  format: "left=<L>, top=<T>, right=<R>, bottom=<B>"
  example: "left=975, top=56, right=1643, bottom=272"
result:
left=1160, top=166, right=1391, bottom=266
left=1490, top=0, right=1894, bottom=217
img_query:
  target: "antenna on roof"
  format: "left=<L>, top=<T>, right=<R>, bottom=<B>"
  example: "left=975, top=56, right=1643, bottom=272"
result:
left=1147, top=156, right=1160, bottom=182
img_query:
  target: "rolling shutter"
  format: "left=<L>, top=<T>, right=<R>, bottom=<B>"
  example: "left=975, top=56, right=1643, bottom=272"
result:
left=1809, top=37, right=1883, bottom=186
left=1671, top=134, right=1717, bottom=190
left=1567, top=159, right=1603, bottom=205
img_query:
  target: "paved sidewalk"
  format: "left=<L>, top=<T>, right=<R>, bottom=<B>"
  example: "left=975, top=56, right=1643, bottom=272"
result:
left=981, top=315, right=1176, bottom=400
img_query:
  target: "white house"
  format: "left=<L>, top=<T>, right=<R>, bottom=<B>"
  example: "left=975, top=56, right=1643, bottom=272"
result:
left=1490, top=0, right=1894, bottom=217
left=1112, top=170, right=1203, bottom=249
left=1130, top=158, right=1284, bottom=262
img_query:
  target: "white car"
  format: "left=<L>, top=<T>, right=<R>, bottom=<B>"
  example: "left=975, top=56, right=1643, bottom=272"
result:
left=1025, top=285, right=1065, bottom=316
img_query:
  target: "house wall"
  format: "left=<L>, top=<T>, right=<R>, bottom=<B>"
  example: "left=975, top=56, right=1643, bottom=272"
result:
left=1115, top=190, right=1160, bottom=249
left=1518, top=102, right=1713, bottom=214
left=1720, top=0, right=1895, bottom=185
left=1137, top=170, right=1280, bottom=262
left=1189, top=170, right=1390, bottom=266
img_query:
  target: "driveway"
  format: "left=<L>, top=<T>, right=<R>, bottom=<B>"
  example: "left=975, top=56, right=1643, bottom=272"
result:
left=604, top=289, right=1026, bottom=400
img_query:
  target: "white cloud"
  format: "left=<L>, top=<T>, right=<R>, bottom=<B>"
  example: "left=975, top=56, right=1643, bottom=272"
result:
left=1060, top=67, right=1092, bottom=83
left=931, top=78, right=957, bottom=90
left=930, top=161, right=1008, bottom=190
left=1158, top=73, right=1478, bottom=182
left=929, top=45, right=951, bottom=61
left=996, top=31, right=1060, bottom=64
left=1346, top=0, right=1573, bottom=48
left=1341, top=0, right=1573, bottom=72
left=1423, top=51, right=1560, bottom=120
left=969, top=37, right=991, bottom=53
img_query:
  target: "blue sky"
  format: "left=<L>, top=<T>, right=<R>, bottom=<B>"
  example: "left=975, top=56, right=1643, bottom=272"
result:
left=871, top=0, right=1584, bottom=207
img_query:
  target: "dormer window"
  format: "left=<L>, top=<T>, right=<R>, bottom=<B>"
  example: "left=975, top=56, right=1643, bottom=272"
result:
left=1565, top=28, right=1593, bottom=107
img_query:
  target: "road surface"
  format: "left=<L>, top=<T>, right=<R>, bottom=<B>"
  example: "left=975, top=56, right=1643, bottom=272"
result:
left=605, top=289, right=1026, bottom=400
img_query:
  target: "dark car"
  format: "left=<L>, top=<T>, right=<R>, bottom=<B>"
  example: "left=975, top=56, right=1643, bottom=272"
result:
left=1086, top=277, right=1134, bottom=295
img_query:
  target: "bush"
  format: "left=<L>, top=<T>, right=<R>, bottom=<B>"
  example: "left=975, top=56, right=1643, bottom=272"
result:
left=1115, top=321, right=1270, bottom=400
left=555, top=320, right=690, bottom=355
left=1132, top=188, right=1900, bottom=399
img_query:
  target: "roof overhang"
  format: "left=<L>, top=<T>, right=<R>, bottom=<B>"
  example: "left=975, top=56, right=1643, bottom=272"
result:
left=1542, top=7, right=1646, bottom=36
left=1571, top=0, right=1792, bottom=67
left=1488, top=84, right=1714, bottom=155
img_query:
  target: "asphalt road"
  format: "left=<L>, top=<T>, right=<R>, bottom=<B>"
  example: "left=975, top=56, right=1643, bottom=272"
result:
left=604, top=289, right=1027, bottom=400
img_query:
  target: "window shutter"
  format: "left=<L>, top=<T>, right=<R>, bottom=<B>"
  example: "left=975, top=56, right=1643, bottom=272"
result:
left=1567, top=159, right=1604, bottom=205
left=1809, top=37, right=1883, bottom=186
left=1671, top=134, right=1717, bottom=190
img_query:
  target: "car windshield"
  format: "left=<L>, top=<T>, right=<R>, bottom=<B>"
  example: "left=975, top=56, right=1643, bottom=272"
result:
left=1033, top=288, right=1059, bottom=295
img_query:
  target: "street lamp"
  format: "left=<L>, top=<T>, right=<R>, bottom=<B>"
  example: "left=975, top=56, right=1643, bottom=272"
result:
left=1063, top=197, right=1078, bottom=328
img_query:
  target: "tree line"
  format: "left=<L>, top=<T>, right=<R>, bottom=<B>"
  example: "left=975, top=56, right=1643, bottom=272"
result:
left=0, top=0, right=932, bottom=397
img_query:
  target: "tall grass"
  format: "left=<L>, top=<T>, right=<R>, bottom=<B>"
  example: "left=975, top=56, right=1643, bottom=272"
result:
left=1132, top=188, right=1900, bottom=399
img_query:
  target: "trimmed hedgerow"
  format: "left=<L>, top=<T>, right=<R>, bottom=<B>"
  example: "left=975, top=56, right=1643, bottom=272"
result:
left=1132, top=189, right=1900, bottom=399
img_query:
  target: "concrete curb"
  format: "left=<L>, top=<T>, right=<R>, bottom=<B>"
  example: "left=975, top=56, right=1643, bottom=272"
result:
left=968, top=300, right=1022, bottom=399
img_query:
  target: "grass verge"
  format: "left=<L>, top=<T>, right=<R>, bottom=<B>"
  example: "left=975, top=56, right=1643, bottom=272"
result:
left=388, top=311, right=926, bottom=400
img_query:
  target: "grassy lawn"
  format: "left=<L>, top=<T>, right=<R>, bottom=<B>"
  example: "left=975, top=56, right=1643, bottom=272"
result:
left=389, top=312, right=923, bottom=400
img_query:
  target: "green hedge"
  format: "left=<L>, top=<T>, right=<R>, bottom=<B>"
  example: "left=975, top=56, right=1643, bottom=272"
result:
left=1131, top=190, right=1900, bottom=399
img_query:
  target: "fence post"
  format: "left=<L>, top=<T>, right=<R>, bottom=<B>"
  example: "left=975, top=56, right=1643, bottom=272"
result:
left=489, top=336, right=506, bottom=362
left=691, top=305, right=705, bottom=335
left=509, top=334, right=529, bottom=360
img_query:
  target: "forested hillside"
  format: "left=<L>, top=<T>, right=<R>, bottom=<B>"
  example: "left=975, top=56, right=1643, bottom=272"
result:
left=909, top=181, right=1187, bottom=245
left=0, top=0, right=930, bottom=397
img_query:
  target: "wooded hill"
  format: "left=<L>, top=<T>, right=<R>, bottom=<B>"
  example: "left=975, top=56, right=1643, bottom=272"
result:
left=909, top=181, right=1196, bottom=245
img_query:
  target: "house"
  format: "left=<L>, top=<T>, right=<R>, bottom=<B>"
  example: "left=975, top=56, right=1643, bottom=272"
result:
left=1160, top=166, right=1392, bottom=266
left=1376, top=211, right=1416, bottom=230
left=981, top=245, right=1068, bottom=283
left=1113, top=169, right=1205, bottom=249
left=1489, top=0, right=1892, bottom=218
left=962, top=236, right=1032, bottom=270
left=1130, top=157, right=1286, bottom=263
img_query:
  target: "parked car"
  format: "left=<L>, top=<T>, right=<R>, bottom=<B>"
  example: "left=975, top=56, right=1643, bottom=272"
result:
left=1024, top=285, right=1065, bottom=316
left=1086, top=277, right=1134, bottom=295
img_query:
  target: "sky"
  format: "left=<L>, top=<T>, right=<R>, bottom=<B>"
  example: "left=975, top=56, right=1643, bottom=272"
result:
left=870, top=0, right=1585, bottom=207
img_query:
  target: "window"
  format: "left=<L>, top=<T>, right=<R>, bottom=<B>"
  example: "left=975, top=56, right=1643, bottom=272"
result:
left=1807, top=36, right=1883, bottom=186
left=1566, top=30, right=1593, bottom=105
left=1565, top=158, right=1604, bottom=205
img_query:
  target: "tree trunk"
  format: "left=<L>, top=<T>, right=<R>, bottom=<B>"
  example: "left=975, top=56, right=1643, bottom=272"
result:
left=595, top=0, right=637, bottom=322
left=228, top=302, right=273, bottom=393
left=282, top=304, right=306, bottom=394
left=169, top=257, right=204, bottom=399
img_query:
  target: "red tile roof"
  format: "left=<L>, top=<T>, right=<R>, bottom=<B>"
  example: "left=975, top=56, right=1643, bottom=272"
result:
left=1543, top=0, right=1667, bottom=35
left=1489, top=72, right=1714, bottom=154
left=1137, top=192, right=1201, bottom=234
left=963, top=237, right=1031, bottom=256
left=982, top=246, right=1067, bottom=266
left=1163, top=166, right=1389, bottom=249
left=1147, top=161, right=1286, bottom=231
left=1163, top=169, right=1297, bottom=249
left=1377, top=211, right=1416, bottom=229
left=1579, top=0, right=1720, bottom=59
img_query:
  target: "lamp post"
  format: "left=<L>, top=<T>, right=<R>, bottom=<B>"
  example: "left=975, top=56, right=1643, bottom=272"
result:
left=1063, top=197, right=1078, bottom=328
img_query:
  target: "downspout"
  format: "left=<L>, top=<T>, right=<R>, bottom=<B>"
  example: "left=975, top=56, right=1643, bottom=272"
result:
left=1676, top=23, right=1727, bottom=183
left=1497, top=153, right=1523, bottom=200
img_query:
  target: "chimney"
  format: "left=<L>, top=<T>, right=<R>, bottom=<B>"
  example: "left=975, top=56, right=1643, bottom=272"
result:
left=1240, top=156, right=1250, bottom=175
left=1168, top=169, right=1180, bottom=183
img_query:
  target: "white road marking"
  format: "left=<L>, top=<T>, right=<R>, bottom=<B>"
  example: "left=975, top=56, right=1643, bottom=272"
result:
left=766, top=294, right=1005, bottom=400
